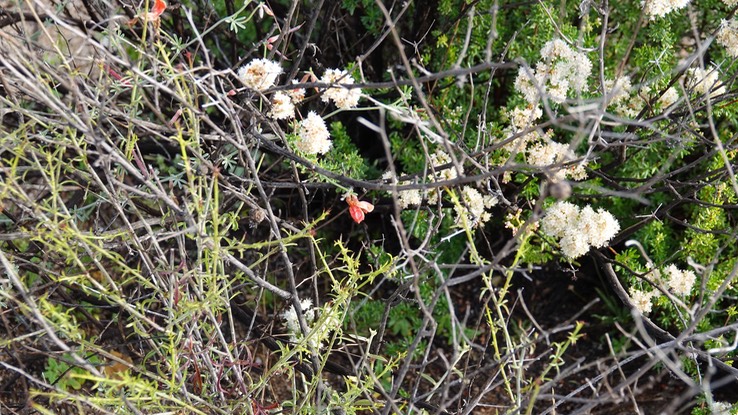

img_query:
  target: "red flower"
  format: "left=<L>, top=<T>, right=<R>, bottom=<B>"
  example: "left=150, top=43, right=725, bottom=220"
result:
left=128, top=0, right=166, bottom=28
left=150, top=0, right=167, bottom=18
left=346, top=195, right=374, bottom=224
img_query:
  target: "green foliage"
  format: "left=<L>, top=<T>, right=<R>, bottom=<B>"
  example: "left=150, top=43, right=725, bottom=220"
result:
left=43, top=353, right=102, bottom=391
left=4, top=0, right=738, bottom=412
left=327, top=121, right=372, bottom=179
left=341, top=0, right=385, bottom=35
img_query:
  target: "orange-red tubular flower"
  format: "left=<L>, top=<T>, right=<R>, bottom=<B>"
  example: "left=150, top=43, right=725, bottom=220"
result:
left=128, top=0, right=166, bottom=27
left=346, top=195, right=374, bottom=224
left=150, top=0, right=166, bottom=18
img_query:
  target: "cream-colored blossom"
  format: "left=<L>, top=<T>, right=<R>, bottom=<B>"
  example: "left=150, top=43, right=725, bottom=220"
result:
left=646, top=263, right=662, bottom=282
left=430, top=150, right=459, bottom=182
left=722, top=0, right=738, bottom=6
left=629, top=288, right=656, bottom=314
left=282, top=298, right=340, bottom=348
left=238, top=58, right=282, bottom=91
left=526, top=139, right=587, bottom=181
left=655, top=86, right=679, bottom=109
left=642, top=0, right=689, bottom=19
left=268, top=91, right=295, bottom=120
left=687, top=66, right=726, bottom=98
left=717, top=18, right=738, bottom=58
left=541, top=202, right=620, bottom=259
left=664, top=264, right=696, bottom=296
left=515, top=67, right=550, bottom=104
left=282, top=298, right=315, bottom=336
left=604, top=77, right=642, bottom=118
left=425, top=150, right=460, bottom=204
left=295, top=111, right=331, bottom=155
left=288, top=79, right=306, bottom=103
left=454, top=186, right=498, bottom=228
left=509, top=105, right=543, bottom=131
left=568, top=164, right=588, bottom=181
left=321, top=69, right=362, bottom=109
left=711, top=401, right=733, bottom=415
left=307, top=304, right=342, bottom=348
left=527, top=141, right=572, bottom=167
left=398, top=187, right=423, bottom=209
left=503, top=127, right=552, bottom=154
left=515, top=39, right=592, bottom=104
left=540, top=201, right=580, bottom=239
left=588, top=208, right=620, bottom=248
left=383, top=172, right=425, bottom=209
left=559, top=233, right=591, bottom=259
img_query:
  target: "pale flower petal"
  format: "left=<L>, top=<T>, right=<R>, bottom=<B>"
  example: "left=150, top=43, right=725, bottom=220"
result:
left=320, top=69, right=362, bottom=109
left=238, top=58, right=282, bottom=91
left=295, top=111, right=332, bottom=155
left=629, top=289, right=656, bottom=314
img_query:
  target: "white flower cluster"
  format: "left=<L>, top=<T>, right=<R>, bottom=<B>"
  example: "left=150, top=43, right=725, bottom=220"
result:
left=514, top=39, right=592, bottom=104
left=627, top=261, right=698, bottom=314
left=664, top=264, right=696, bottom=296
left=381, top=171, right=425, bottom=209
left=429, top=149, right=458, bottom=182
left=321, top=69, right=362, bottom=109
left=296, top=111, right=332, bottom=155
left=654, top=86, right=679, bottom=109
left=281, top=298, right=341, bottom=348
left=718, top=18, right=738, bottom=58
left=723, top=0, right=738, bottom=6
left=642, top=0, right=689, bottom=19
left=527, top=140, right=571, bottom=167
left=602, top=78, right=680, bottom=117
left=268, top=91, right=295, bottom=120
left=687, top=66, right=726, bottom=98
left=427, top=149, right=461, bottom=204
left=235, top=60, right=367, bottom=157
left=398, top=186, right=424, bottom=209
left=541, top=201, right=620, bottom=259
left=282, top=298, right=315, bottom=336
left=604, top=77, right=644, bottom=118
left=629, top=288, right=658, bottom=314
left=711, top=401, right=734, bottom=415
left=288, top=80, right=306, bottom=103
left=526, top=139, right=587, bottom=181
left=454, top=186, right=498, bottom=228
left=382, top=151, right=497, bottom=227
left=237, top=58, right=283, bottom=91
left=509, top=105, right=543, bottom=131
